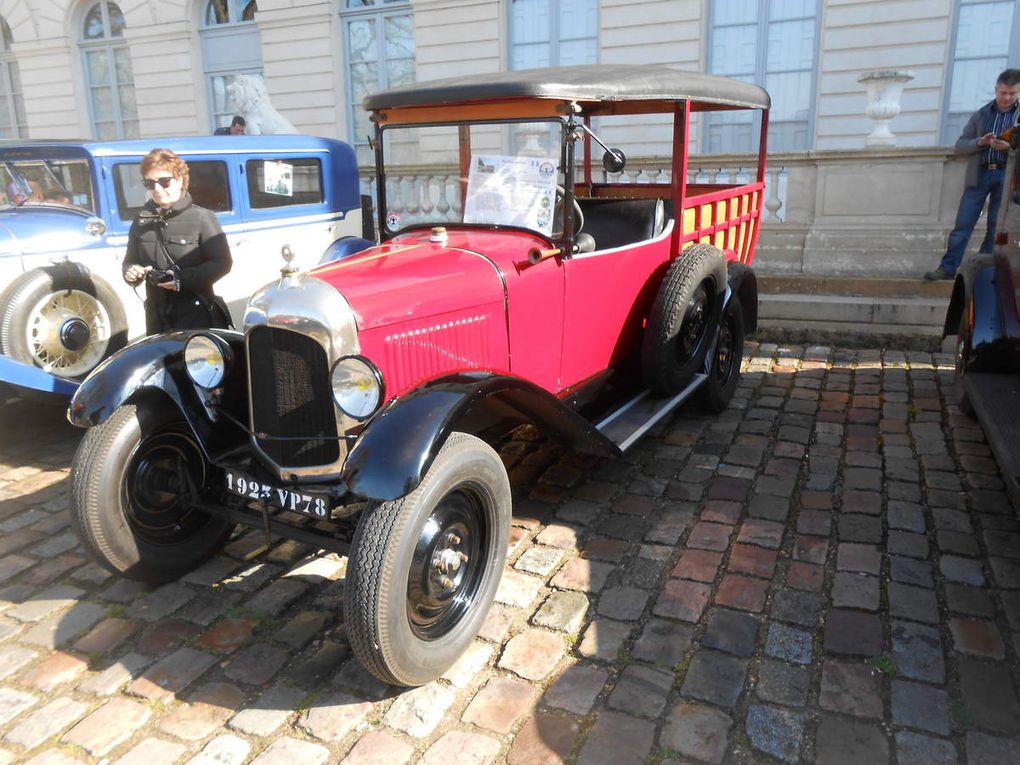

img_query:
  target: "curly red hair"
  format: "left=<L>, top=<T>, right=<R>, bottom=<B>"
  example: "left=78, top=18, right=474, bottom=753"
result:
left=140, top=148, right=189, bottom=192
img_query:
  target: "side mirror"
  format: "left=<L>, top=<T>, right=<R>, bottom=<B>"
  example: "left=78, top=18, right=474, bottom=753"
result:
left=603, top=149, right=626, bottom=174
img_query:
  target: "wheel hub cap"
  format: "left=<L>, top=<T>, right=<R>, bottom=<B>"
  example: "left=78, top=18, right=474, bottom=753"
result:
left=60, top=317, right=91, bottom=352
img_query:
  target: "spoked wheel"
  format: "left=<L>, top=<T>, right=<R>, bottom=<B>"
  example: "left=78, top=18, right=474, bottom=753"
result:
left=70, top=403, right=235, bottom=583
left=954, top=311, right=974, bottom=417
left=696, top=294, right=745, bottom=413
left=642, top=243, right=727, bottom=395
left=0, top=266, right=128, bottom=380
left=345, top=432, right=511, bottom=687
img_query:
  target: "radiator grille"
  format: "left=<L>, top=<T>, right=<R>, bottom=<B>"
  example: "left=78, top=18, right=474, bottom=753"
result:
left=248, top=325, right=339, bottom=467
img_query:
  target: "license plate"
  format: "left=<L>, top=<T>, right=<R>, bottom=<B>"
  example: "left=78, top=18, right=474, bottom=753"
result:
left=224, top=470, right=330, bottom=519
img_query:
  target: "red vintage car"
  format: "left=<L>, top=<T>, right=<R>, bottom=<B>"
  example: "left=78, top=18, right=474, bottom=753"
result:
left=67, top=65, right=770, bottom=686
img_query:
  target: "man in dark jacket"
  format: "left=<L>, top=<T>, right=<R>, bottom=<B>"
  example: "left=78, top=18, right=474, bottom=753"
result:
left=214, top=115, right=246, bottom=135
left=123, top=148, right=233, bottom=333
left=925, top=69, right=1020, bottom=280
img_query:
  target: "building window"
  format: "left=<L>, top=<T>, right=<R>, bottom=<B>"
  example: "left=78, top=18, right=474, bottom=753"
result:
left=943, top=0, right=1020, bottom=142
left=706, top=0, right=818, bottom=153
left=0, top=17, right=26, bottom=139
left=79, top=1, right=138, bottom=139
left=200, top=0, right=263, bottom=132
left=508, top=0, right=598, bottom=70
left=340, top=0, right=415, bottom=165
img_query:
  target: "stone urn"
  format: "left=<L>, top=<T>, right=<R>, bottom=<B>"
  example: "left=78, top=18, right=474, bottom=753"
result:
left=858, top=70, right=914, bottom=147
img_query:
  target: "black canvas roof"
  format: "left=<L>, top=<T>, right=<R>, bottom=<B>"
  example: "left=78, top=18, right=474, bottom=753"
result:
left=364, top=64, right=770, bottom=112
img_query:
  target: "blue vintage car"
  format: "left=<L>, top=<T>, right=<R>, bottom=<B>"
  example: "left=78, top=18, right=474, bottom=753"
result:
left=0, top=135, right=368, bottom=396
left=944, top=132, right=1020, bottom=498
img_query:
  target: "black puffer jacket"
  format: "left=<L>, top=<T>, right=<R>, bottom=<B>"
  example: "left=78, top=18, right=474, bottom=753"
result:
left=123, top=192, right=232, bottom=334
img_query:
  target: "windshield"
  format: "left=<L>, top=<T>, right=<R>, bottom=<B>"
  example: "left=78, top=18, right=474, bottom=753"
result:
left=0, top=158, right=95, bottom=212
left=379, top=119, right=566, bottom=239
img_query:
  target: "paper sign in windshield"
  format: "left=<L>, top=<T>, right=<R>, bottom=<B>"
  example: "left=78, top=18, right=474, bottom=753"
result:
left=463, top=154, right=558, bottom=235
left=263, top=161, right=293, bottom=197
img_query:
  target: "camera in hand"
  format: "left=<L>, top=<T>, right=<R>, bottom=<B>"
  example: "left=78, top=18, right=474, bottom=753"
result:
left=145, top=269, right=174, bottom=286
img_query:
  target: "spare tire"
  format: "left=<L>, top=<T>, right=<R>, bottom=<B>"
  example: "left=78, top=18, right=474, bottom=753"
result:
left=0, top=263, right=128, bottom=380
left=641, top=243, right=727, bottom=395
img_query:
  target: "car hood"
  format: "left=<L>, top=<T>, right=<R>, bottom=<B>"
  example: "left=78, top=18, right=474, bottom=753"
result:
left=0, top=207, right=99, bottom=256
left=309, top=236, right=508, bottom=331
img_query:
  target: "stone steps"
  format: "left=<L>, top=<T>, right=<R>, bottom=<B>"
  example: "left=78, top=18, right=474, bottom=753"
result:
left=754, top=275, right=954, bottom=349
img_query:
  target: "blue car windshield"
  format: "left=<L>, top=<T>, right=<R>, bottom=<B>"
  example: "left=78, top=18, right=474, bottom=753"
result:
left=0, top=159, right=95, bottom=212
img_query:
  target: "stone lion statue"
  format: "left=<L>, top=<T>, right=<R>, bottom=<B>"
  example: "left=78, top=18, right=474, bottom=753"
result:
left=227, top=74, right=298, bottom=135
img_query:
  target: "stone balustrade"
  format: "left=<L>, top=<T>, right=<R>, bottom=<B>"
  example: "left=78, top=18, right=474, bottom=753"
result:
left=359, top=146, right=973, bottom=278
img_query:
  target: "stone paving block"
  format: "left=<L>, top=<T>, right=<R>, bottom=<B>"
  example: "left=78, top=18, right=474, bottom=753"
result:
left=756, top=661, right=810, bottom=707
left=549, top=557, right=613, bottom=592
left=185, top=734, right=251, bottom=765
left=945, top=583, right=995, bottom=618
left=890, top=621, right=942, bottom=687
left=543, top=662, right=607, bottom=715
left=507, top=713, right=581, bottom=765
left=792, top=535, right=828, bottom=564
left=771, top=590, right=823, bottom=628
left=3, top=696, right=88, bottom=749
left=515, top=545, right=564, bottom=576
left=728, top=543, right=777, bottom=578
left=576, top=710, right=655, bottom=765
left=137, top=619, right=200, bottom=655
left=737, top=518, right=784, bottom=549
left=715, top=574, right=769, bottom=612
left=819, top=660, right=883, bottom=719
left=888, top=530, right=930, bottom=559
left=653, top=578, right=711, bottom=622
left=421, top=730, right=501, bottom=764
left=126, top=646, right=217, bottom=702
left=62, top=697, right=152, bottom=756
left=596, top=586, right=648, bottom=621
left=824, top=610, right=883, bottom=657
left=681, top=649, right=747, bottom=708
left=672, top=549, right=723, bottom=582
left=815, top=716, right=890, bottom=765
left=0, top=644, right=38, bottom=681
left=494, top=570, right=544, bottom=607
left=785, top=561, right=824, bottom=592
left=155, top=682, right=244, bottom=742
left=895, top=731, right=958, bottom=765
left=462, top=676, right=535, bottom=734
left=227, top=684, right=305, bottom=737
left=72, top=617, right=137, bottom=656
left=837, top=543, right=881, bottom=574
left=19, top=650, right=88, bottom=692
left=298, top=691, right=373, bottom=742
left=126, top=582, right=195, bottom=622
left=631, top=617, right=693, bottom=667
left=244, top=578, right=308, bottom=616
left=194, top=617, right=258, bottom=653
left=578, top=618, right=631, bottom=662
left=248, top=737, right=330, bottom=765
left=607, top=663, right=673, bottom=719
left=889, top=582, right=939, bottom=624
left=831, top=572, right=879, bottom=611
left=892, top=679, right=950, bottom=735
left=965, top=731, right=1020, bottom=765
left=687, top=522, right=732, bottom=551
left=702, top=608, right=759, bottom=657
left=949, top=616, right=1006, bottom=659
left=332, top=659, right=392, bottom=701
left=342, top=731, right=415, bottom=765
left=6, top=585, right=84, bottom=623
left=110, top=737, right=189, bottom=765
left=745, top=704, right=806, bottom=763
left=498, top=628, right=565, bottom=680
left=959, top=657, right=1020, bottom=734
left=441, top=641, right=494, bottom=688
left=890, top=556, right=935, bottom=588
left=940, top=555, right=985, bottom=586
left=660, top=701, right=732, bottom=765
left=765, top=622, right=813, bottom=664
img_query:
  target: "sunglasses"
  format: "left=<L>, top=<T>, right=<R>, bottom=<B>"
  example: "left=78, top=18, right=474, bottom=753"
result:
left=142, top=176, right=175, bottom=190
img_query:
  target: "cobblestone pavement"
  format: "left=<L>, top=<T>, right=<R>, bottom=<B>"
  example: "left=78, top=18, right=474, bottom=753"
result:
left=0, top=341, right=1019, bottom=765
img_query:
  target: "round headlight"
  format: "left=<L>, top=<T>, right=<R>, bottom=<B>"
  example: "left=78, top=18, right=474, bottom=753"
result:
left=184, top=334, right=227, bottom=389
left=330, top=355, right=382, bottom=420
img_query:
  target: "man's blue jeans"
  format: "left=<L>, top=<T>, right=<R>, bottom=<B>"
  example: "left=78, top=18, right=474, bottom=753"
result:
left=939, top=166, right=1005, bottom=274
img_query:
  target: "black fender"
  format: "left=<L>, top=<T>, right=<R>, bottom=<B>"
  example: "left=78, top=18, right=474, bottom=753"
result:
left=67, top=329, right=249, bottom=457
left=342, top=371, right=620, bottom=501
left=726, top=262, right=758, bottom=334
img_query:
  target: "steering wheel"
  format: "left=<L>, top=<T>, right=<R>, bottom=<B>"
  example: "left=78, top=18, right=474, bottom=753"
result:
left=556, top=185, right=584, bottom=234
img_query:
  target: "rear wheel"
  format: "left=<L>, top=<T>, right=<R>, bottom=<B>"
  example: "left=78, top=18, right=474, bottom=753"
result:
left=0, top=266, right=128, bottom=380
left=696, top=295, right=745, bottom=413
left=70, top=403, right=235, bottom=583
left=345, top=432, right=511, bottom=687
left=642, top=244, right=726, bottom=395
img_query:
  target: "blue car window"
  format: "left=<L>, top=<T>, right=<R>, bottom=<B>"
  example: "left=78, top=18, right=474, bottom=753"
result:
left=113, top=160, right=231, bottom=220
left=245, top=158, right=323, bottom=209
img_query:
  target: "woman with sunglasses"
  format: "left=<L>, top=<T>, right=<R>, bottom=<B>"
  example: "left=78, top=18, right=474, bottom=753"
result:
left=122, top=148, right=233, bottom=334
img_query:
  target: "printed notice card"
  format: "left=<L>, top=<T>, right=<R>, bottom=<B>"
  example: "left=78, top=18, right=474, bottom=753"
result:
left=263, top=160, right=293, bottom=197
left=463, top=154, right=558, bottom=235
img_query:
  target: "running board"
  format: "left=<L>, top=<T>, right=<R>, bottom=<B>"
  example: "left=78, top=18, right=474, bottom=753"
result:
left=596, top=374, right=707, bottom=451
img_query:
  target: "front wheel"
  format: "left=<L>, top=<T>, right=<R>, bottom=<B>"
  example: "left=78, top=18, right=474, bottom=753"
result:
left=70, top=403, right=235, bottom=583
left=345, top=432, right=511, bottom=687
left=696, top=295, right=745, bottom=413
